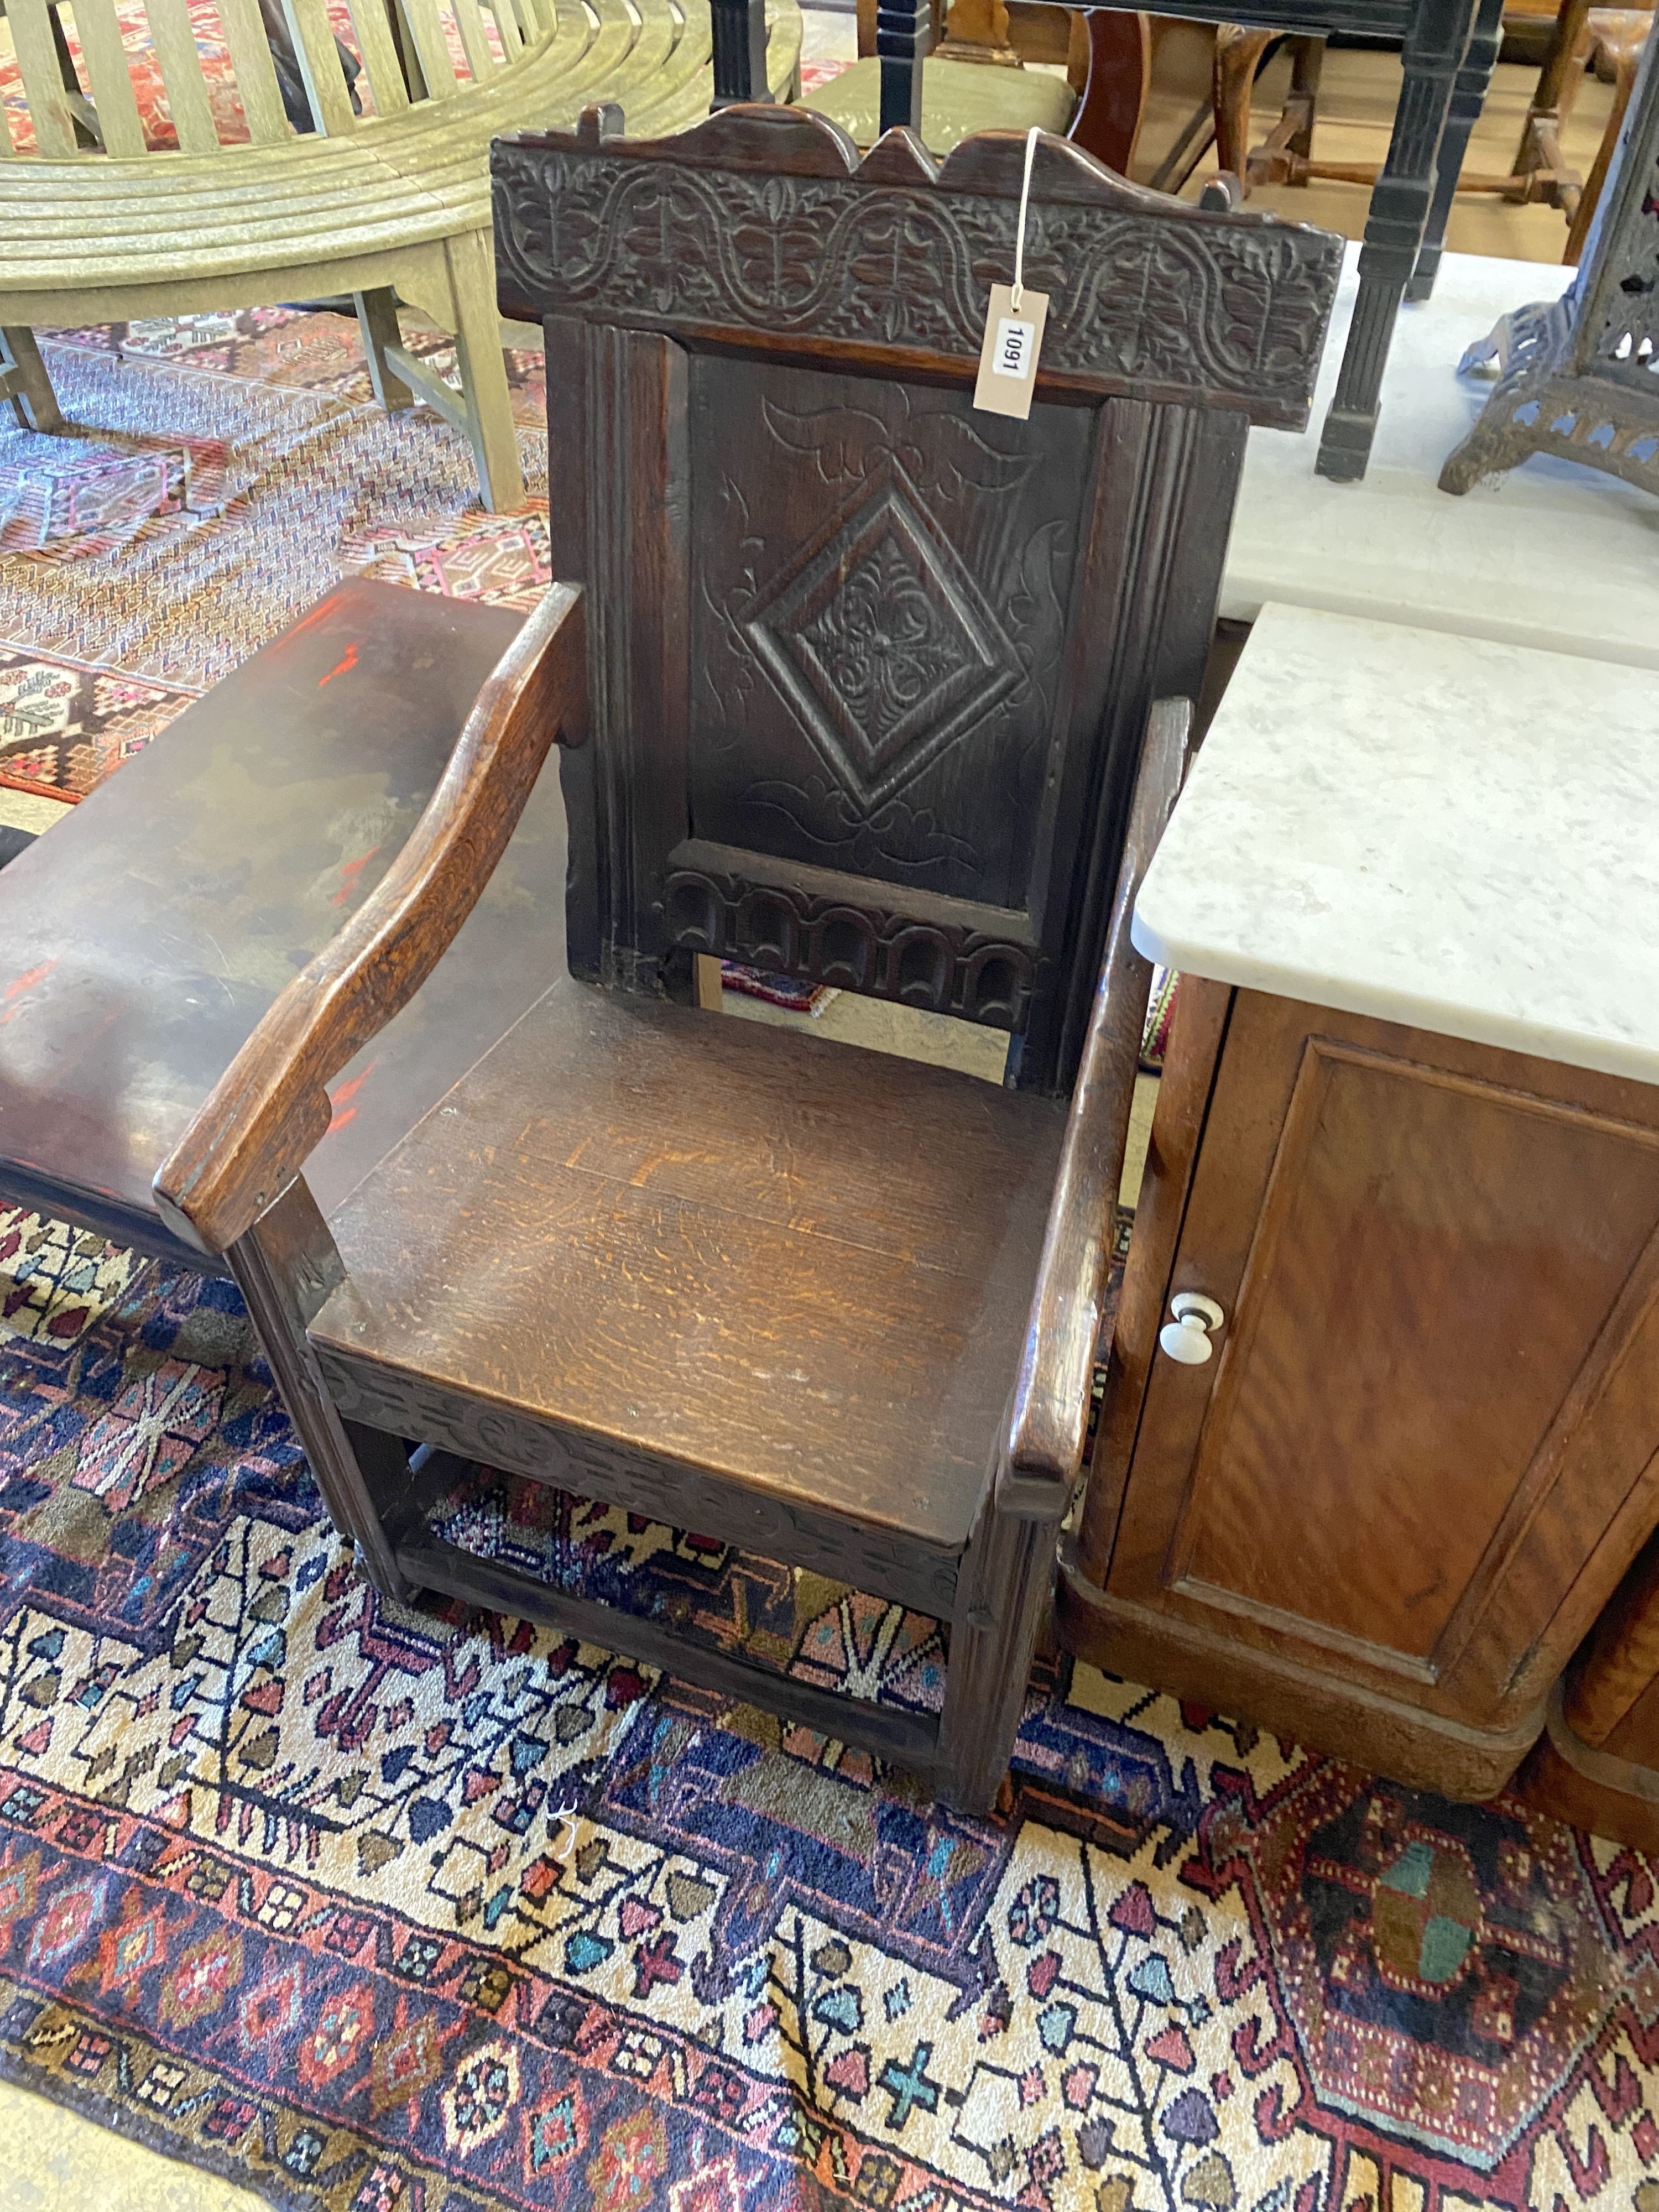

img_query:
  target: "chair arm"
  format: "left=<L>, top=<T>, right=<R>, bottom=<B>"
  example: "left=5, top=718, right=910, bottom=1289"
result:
left=1000, top=693, right=1191, bottom=1516
left=153, top=582, right=587, bottom=1257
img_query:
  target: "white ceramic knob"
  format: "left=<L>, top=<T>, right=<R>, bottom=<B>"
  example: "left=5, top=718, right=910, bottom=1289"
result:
left=1159, top=1292, right=1225, bottom=1365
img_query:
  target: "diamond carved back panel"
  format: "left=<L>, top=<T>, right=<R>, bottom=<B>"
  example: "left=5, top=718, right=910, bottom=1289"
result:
left=690, top=358, right=1091, bottom=910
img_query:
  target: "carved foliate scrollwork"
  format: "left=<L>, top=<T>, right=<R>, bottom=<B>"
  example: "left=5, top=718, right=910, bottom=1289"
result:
left=492, top=109, right=1342, bottom=429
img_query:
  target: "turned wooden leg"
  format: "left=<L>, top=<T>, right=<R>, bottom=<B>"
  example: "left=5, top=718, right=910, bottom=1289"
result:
left=1564, top=33, right=1641, bottom=263
left=1409, top=0, right=1504, bottom=302
left=1285, top=32, right=1324, bottom=159
left=1515, top=0, right=1593, bottom=167
left=1212, top=25, right=1275, bottom=194
left=1316, top=0, right=1473, bottom=479
left=1, top=328, right=62, bottom=432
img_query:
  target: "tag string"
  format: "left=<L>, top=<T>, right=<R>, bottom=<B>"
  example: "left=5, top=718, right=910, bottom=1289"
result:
left=1011, top=125, right=1040, bottom=313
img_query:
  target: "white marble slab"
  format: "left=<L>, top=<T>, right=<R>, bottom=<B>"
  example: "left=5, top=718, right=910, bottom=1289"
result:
left=1134, top=602, right=1659, bottom=1086
left=1224, top=243, right=1659, bottom=672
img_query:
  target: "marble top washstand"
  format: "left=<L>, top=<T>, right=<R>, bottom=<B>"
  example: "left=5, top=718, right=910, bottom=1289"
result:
left=1223, top=245, right=1659, bottom=673
left=1134, top=602, right=1659, bottom=1085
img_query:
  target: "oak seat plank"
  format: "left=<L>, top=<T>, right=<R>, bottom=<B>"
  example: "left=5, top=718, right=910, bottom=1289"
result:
left=311, top=978, right=1068, bottom=1550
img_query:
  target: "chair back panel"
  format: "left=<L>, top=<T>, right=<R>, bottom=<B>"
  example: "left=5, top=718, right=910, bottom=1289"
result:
left=497, top=106, right=1341, bottom=1088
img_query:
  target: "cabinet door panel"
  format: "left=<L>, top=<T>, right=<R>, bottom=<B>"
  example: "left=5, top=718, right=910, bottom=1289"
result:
left=1109, top=992, right=1659, bottom=1724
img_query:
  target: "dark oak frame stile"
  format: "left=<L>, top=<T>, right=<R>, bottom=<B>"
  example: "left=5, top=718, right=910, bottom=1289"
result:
left=145, top=109, right=1339, bottom=1809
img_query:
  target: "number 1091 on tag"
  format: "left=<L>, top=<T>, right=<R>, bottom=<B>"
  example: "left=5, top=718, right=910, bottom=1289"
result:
left=993, top=317, right=1036, bottom=378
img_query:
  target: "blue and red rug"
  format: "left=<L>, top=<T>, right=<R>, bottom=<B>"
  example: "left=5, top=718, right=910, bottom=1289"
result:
left=1, top=1225, right=1658, bottom=2211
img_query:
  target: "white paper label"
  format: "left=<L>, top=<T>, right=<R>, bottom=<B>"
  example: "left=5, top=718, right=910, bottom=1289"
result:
left=973, top=283, right=1048, bottom=420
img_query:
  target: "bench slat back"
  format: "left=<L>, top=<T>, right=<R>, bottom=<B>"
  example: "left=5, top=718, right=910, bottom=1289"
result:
left=69, top=0, right=150, bottom=154
left=7, top=0, right=81, bottom=155
left=343, top=0, right=413, bottom=113
left=213, top=0, right=292, bottom=140
left=3, top=0, right=560, bottom=163
left=394, top=0, right=461, bottom=98
left=144, top=0, right=225, bottom=150
left=279, top=0, right=359, bottom=130
left=450, top=0, right=498, bottom=78
left=486, top=0, right=524, bottom=59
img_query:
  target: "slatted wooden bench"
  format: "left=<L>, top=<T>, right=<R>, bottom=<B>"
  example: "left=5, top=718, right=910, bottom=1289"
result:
left=0, top=0, right=802, bottom=510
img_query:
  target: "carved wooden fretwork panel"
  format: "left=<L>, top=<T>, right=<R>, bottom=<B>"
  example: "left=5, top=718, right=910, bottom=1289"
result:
left=492, top=114, right=1343, bottom=430
left=662, top=854, right=1043, bottom=1026
left=689, top=359, right=1086, bottom=911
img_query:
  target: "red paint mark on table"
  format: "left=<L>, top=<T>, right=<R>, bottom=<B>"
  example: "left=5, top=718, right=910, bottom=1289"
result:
left=0, top=958, right=58, bottom=1024
left=326, top=1062, right=376, bottom=1136
left=280, top=593, right=347, bottom=647
left=318, top=640, right=361, bottom=687
left=332, top=845, right=381, bottom=907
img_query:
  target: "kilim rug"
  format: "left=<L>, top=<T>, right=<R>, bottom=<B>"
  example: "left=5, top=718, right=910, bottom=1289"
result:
left=3, top=316, right=1659, bottom=2212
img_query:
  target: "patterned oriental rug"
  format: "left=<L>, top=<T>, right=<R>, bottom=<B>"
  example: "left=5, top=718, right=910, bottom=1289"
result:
left=2, top=319, right=1659, bottom=2212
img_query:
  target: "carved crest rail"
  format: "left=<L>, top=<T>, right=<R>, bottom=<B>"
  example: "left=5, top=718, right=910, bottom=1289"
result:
left=494, top=105, right=1342, bottom=430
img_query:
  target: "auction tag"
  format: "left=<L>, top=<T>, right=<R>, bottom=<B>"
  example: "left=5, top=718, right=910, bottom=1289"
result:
left=974, top=281, right=1048, bottom=420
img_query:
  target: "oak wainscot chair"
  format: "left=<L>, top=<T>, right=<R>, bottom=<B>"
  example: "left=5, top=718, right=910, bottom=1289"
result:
left=7, top=107, right=1338, bottom=1812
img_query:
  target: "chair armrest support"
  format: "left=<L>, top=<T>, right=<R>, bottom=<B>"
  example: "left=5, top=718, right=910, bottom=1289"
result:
left=999, top=693, right=1191, bottom=1517
left=154, top=582, right=587, bottom=1256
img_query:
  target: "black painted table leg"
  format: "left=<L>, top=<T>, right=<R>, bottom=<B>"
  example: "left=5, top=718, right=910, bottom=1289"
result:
left=1409, top=0, right=1504, bottom=301
left=1315, top=0, right=1475, bottom=479
left=711, top=0, right=770, bottom=105
left=878, top=0, right=930, bottom=134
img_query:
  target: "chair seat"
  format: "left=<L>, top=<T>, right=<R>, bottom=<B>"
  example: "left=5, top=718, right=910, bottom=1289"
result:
left=311, top=977, right=1068, bottom=1557
left=799, top=55, right=1076, bottom=155
left=0, top=580, right=567, bottom=1266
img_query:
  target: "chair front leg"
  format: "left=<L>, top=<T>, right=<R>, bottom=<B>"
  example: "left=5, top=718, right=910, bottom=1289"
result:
left=936, top=1475, right=1066, bottom=1814
left=226, top=1180, right=413, bottom=1600
left=1212, top=27, right=1274, bottom=194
